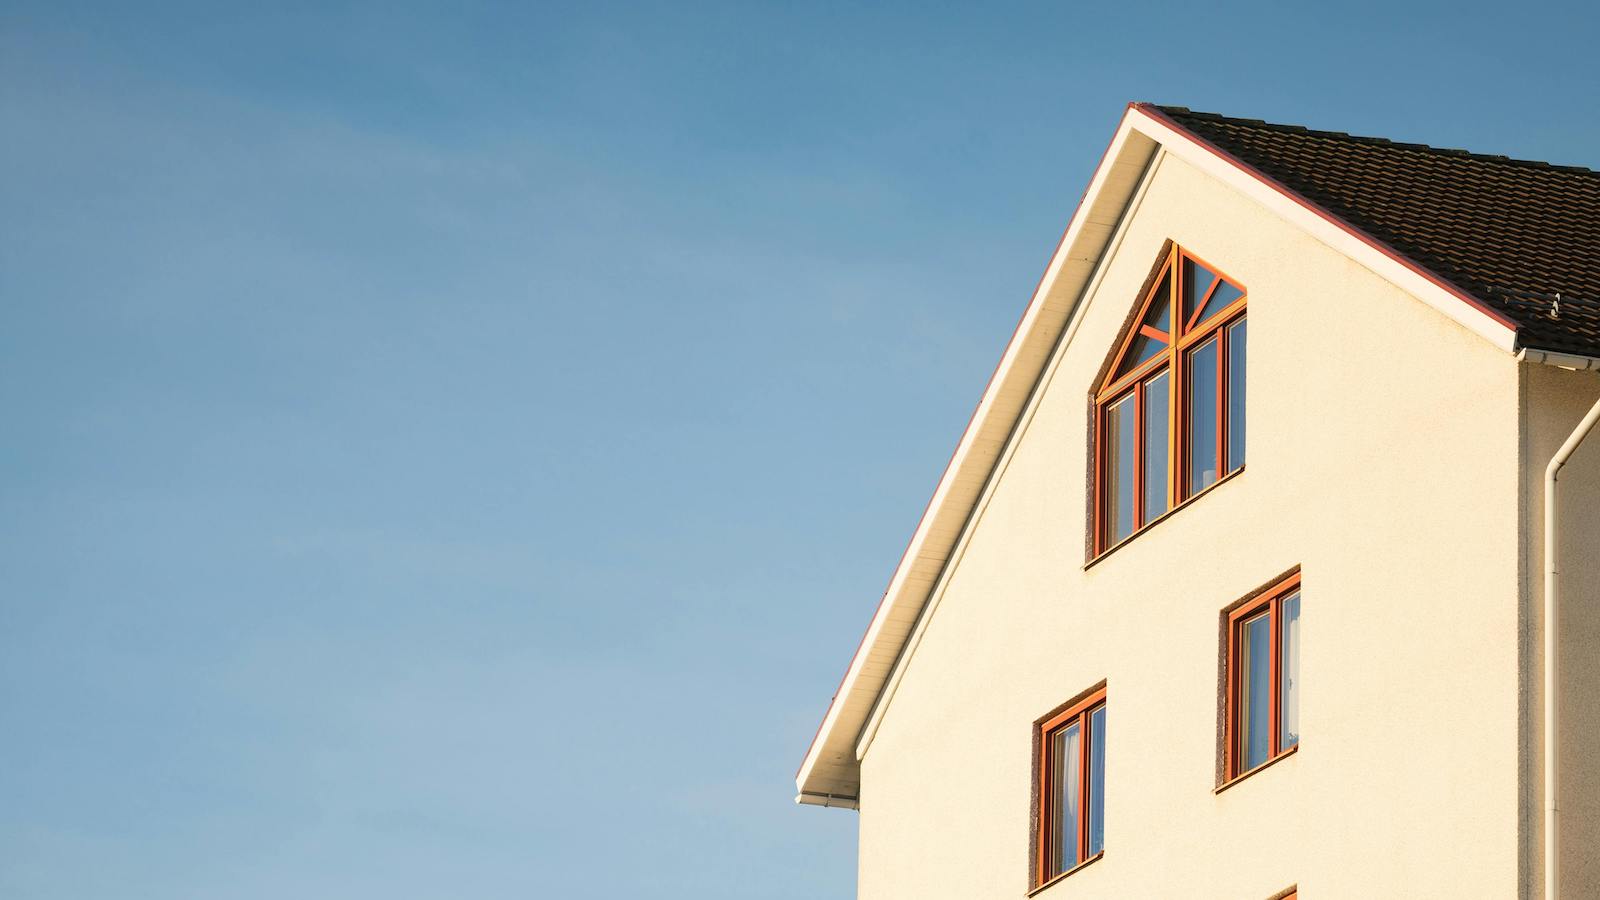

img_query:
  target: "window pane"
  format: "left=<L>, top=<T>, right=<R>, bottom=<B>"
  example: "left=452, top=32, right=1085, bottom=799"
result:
left=1280, top=592, right=1301, bottom=750
left=1240, top=612, right=1272, bottom=771
left=1143, top=280, right=1171, bottom=334
left=1087, top=705, right=1106, bottom=857
left=1183, top=257, right=1217, bottom=322
left=1118, top=332, right=1166, bottom=375
left=1104, top=395, right=1136, bottom=545
left=1186, top=338, right=1220, bottom=494
left=1226, top=319, right=1247, bottom=474
left=1142, top=371, right=1169, bottom=523
left=1193, top=279, right=1244, bottom=327
left=1114, top=275, right=1172, bottom=379
left=1052, top=722, right=1082, bottom=873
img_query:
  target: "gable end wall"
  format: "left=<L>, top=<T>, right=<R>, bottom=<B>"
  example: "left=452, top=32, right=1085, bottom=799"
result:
left=856, top=151, right=1522, bottom=899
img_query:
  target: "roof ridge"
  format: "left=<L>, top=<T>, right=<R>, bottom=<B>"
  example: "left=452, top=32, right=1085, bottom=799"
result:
left=1148, top=104, right=1599, bottom=176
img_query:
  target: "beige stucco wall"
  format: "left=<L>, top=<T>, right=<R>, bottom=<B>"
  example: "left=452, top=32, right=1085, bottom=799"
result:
left=1521, top=363, right=1600, bottom=897
left=855, top=151, right=1526, bottom=898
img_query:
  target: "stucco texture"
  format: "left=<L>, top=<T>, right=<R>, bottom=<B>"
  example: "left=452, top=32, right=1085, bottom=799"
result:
left=856, top=152, right=1527, bottom=898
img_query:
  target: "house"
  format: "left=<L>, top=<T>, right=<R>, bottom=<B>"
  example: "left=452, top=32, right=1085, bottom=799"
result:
left=793, top=104, right=1600, bottom=898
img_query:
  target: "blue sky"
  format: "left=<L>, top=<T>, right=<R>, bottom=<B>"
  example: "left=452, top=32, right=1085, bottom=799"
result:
left=2, top=2, right=1597, bottom=897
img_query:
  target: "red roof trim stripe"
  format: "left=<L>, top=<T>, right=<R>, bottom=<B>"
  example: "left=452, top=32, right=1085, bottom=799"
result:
left=1133, top=103, right=1522, bottom=337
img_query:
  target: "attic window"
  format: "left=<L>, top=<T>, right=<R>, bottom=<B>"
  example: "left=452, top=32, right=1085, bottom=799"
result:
left=1094, top=245, right=1246, bottom=555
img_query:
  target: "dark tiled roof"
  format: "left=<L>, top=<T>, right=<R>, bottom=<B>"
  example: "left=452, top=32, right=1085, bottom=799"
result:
left=1148, top=105, right=1600, bottom=356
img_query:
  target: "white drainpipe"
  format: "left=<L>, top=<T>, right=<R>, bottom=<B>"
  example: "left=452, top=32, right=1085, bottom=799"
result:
left=1521, top=347, right=1600, bottom=900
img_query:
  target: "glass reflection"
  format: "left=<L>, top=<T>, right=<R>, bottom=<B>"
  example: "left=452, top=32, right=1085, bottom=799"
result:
left=1142, top=372, right=1169, bottom=524
left=1087, top=706, right=1106, bottom=857
left=1119, top=332, right=1165, bottom=374
left=1194, top=279, right=1243, bottom=326
left=1240, top=612, right=1272, bottom=771
left=1144, top=280, right=1171, bottom=334
left=1184, top=257, right=1217, bottom=316
left=1187, top=338, right=1219, bottom=493
left=1104, top=395, right=1136, bottom=545
left=1053, top=722, right=1081, bottom=873
left=1226, top=319, right=1247, bottom=474
left=1280, top=593, right=1301, bottom=750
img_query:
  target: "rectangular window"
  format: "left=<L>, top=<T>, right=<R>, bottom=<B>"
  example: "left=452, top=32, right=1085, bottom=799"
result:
left=1036, top=688, right=1107, bottom=885
left=1226, top=573, right=1301, bottom=781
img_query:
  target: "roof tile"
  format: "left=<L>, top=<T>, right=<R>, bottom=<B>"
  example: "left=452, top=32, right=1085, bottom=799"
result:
left=1151, top=105, right=1600, bottom=356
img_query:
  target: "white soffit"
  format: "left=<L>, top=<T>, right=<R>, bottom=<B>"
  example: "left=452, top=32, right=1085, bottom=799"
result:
left=795, top=107, right=1158, bottom=803
left=795, top=103, right=1521, bottom=807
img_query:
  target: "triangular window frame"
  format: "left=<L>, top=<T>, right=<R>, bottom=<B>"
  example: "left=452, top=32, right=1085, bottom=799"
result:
left=1093, top=243, right=1248, bottom=556
left=1104, top=262, right=1175, bottom=391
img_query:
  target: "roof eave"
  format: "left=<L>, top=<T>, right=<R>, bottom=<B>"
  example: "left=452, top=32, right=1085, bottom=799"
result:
left=795, top=104, right=1161, bottom=802
left=1518, top=347, right=1600, bottom=370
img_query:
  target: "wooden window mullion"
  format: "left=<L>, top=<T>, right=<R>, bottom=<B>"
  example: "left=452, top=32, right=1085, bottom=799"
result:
left=1171, top=246, right=1184, bottom=333
left=1168, top=256, right=1183, bottom=510
left=1217, top=323, right=1230, bottom=482
left=1171, top=355, right=1184, bottom=512
left=1132, top=382, right=1144, bottom=531
left=1176, top=356, right=1184, bottom=506
left=1172, top=315, right=1187, bottom=505
left=1186, top=277, right=1221, bottom=332
left=1077, top=709, right=1091, bottom=862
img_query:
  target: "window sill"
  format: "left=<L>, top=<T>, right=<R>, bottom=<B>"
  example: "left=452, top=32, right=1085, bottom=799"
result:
left=1028, top=853, right=1103, bottom=896
left=1215, top=743, right=1298, bottom=795
left=1085, top=465, right=1245, bottom=570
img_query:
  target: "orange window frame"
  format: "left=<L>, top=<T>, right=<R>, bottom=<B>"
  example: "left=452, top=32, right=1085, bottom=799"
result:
left=1093, top=245, right=1247, bottom=556
left=1034, top=687, right=1106, bottom=886
left=1224, top=572, right=1301, bottom=780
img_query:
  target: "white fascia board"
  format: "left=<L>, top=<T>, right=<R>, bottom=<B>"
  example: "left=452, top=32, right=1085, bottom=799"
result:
left=851, top=150, right=1169, bottom=764
left=794, top=107, right=1159, bottom=801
